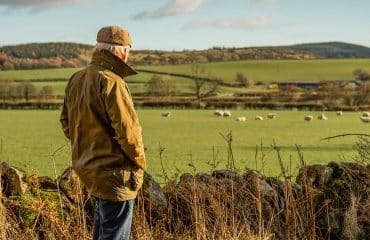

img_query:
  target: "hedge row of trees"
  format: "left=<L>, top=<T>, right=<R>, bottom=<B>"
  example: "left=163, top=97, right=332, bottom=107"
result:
left=0, top=43, right=318, bottom=70
left=0, top=81, right=54, bottom=101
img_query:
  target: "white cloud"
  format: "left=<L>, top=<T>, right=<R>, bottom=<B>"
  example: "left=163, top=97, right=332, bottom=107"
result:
left=0, top=0, right=85, bottom=7
left=184, top=16, right=272, bottom=30
left=132, top=0, right=207, bottom=20
left=252, top=0, right=279, bottom=4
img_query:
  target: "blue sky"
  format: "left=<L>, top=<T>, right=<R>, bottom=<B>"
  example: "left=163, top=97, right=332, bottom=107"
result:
left=0, top=0, right=369, bottom=50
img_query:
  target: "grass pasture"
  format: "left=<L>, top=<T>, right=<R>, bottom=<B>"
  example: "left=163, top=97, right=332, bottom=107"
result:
left=138, top=58, right=370, bottom=83
left=1, top=58, right=369, bottom=96
left=0, top=109, right=367, bottom=181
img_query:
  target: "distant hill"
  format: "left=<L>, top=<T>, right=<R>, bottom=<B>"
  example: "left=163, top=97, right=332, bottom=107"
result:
left=0, top=41, right=369, bottom=70
left=286, top=42, right=370, bottom=58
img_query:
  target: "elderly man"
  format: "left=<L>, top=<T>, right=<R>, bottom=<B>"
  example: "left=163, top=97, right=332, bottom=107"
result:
left=60, top=26, right=146, bottom=240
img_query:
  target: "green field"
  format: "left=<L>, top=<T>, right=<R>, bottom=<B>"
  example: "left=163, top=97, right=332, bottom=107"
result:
left=1, top=59, right=369, bottom=96
left=138, top=59, right=370, bottom=83
left=0, top=68, right=248, bottom=95
left=0, top=109, right=367, bottom=182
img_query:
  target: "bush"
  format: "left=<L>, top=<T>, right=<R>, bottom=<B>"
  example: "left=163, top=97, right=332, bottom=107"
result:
left=147, top=75, right=176, bottom=97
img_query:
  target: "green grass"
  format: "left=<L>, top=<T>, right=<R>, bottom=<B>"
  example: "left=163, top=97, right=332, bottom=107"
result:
left=32, top=81, right=68, bottom=95
left=0, top=109, right=367, bottom=182
left=1, top=58, right=369, bottom=96
left=138, top=59, right=370, bottom=83
left=2, top=59, right=369, bottom=85
left=0, top=69, right=201, bottom=95
left=0, top=68, right=79, bottom=81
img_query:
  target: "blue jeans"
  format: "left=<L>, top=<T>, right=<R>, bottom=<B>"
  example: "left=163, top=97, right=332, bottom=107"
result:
left=93, top=198, right=135, bottom=240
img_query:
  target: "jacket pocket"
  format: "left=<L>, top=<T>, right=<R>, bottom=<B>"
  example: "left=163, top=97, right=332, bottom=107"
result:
left=130, top=167, right=144, bottom=191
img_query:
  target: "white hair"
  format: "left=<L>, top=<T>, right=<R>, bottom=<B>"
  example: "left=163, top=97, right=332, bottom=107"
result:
left=94, top=42, right=130, bottom=60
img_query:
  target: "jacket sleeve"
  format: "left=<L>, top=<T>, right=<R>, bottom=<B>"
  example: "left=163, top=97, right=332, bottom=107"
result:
left=103, top=78, right=147, bottom=170
left=60, top=98, right=70, bottom=140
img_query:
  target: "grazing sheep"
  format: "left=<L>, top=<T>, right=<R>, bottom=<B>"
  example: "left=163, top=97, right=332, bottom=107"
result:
left=318, top=113, right=328, bottom=120
left=255, top=115, right=263, bottom=121
left=362, top=112, right=370, bottom=117
left=361, top=116, right=370, bottom=123
left=223, top=111, right=231, bottom=117
left=336, top=111, right=343, bottom=116
left=236, top=117, right=246, bottom=122
left=304, top=115, right=313, bottom=122
left=162, top=112, right=171, bottom=117
left=267, top=113, right=276, bottom=119
left=214, top=110, right=224, bottom=117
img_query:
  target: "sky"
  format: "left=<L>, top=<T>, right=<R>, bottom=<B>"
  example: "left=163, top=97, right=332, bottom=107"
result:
left=0, top=0, right=369, bottom=50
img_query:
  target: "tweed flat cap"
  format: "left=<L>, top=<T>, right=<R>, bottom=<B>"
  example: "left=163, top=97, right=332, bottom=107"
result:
left=97, top=26, right=132, bottom=47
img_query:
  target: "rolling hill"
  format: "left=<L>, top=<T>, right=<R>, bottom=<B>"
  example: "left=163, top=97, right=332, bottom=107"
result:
left=0, top=41, right=369, bottom=70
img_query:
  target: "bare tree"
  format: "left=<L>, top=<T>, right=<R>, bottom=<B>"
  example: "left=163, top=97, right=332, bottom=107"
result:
left=236, top=72, right=254, bottom=87
left=191, top=64, right=218, bottom=108
left=39, top=85, right=54, bottom=100
left=147, top=74, right=176, bottom=97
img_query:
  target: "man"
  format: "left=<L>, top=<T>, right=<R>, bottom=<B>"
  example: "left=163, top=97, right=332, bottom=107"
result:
left=60, top=26, right=147, bottom=240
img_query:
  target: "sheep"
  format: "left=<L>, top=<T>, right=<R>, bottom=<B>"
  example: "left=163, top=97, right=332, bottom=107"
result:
left=236, top=117, right=246, bottom=122
left=336, top=111, right=343, bottom=116
left=267, top=113, right=276, bottom=119
left=223, top=111, right=231, bottom=117
left=360, top=116, right=370, bottom=123
left=362, top=112, right=370, bottom=117
left=214, top=110, right=224, bottom=117
left=304, top=115, right=313, bottom=122
left=162, top=112, right=171, bottom=117
left=318, top=113, right=328, bottom=120
left=255, top=115, right=263, bottom=121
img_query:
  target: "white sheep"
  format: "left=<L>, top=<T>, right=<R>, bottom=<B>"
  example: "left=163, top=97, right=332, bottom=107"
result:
left=336, top=111, right=343, bottom=116
left=214, top=110, right=224, bottom=117
left=236, top=117, right=246, bottom=122
left=255, top=115, right=263, bottom=121
left=267, top=113, right=276, bottom=119
left=162, top=112, right=171, bottom=117
left=362, top=112, right=370, bottom=117
left=223, top=111, right=231, bottom=117
left=318, top=113, right=328, bottom=120
left=304, top=115, right=313, bottom=122
left=360, top=116, right=370, bottom=123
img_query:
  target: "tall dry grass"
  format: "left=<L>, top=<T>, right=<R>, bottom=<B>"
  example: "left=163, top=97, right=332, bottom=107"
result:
left=0, top=136, right=369, bottom=239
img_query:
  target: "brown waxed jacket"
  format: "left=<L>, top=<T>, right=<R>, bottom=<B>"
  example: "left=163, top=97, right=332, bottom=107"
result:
left=60, top=49, right=146, bottom=201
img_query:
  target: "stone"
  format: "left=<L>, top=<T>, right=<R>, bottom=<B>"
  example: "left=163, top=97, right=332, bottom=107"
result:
left=179, top=173, right=194, bottom=184
left=58, top=167, right=84, bottom=203
left=195, top=173, right=212, bottom=183
left=0, top=162, right=28, bottom=196
left=212, top=170, right=239, bottom=179
left=37, top=176, right=57, bottom=190
left=142, top=172, right=167, bottom=209
left=296, top=164, right=333, bottom=188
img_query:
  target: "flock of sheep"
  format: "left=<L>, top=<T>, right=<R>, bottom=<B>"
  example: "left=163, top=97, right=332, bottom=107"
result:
left=160, top=110, right=370, bottom=123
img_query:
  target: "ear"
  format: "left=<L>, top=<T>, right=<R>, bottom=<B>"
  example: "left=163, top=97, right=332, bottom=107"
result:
left=120, top=48, right=128, bottom=62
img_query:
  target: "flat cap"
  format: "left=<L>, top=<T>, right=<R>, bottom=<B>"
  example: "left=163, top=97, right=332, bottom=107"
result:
left=97, top=26, right=132, bottom=47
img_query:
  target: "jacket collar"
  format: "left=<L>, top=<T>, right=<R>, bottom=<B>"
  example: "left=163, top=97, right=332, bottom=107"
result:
left=90, top=49, right=137, bottom=78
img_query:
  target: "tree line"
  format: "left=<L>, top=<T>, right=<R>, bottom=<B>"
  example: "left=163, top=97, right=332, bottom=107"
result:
left=0, top=43, right=318, bottom=70
left=0, top=81, right=54, bottom=101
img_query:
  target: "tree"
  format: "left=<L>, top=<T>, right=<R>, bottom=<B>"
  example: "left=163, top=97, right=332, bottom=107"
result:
left=354, top=68, right=370, bottom=81
left=236, top=72, right=253, bottom=87
left=320, top=81, right=343, bottom=106
left=39, top=85, right=54, bottom=99
left=147, top=74, right=176, bottom=97
left=17, top=82, right=36, bottom=101
left=355, top=82, right=370, bottom=105
left=0, top=81, right=11, bottom=101
left=191, top=65, right=218, bottom=108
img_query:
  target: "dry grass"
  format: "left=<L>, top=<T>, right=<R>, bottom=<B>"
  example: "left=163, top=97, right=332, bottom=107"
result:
left=1, top=160, right=370, bottom=239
